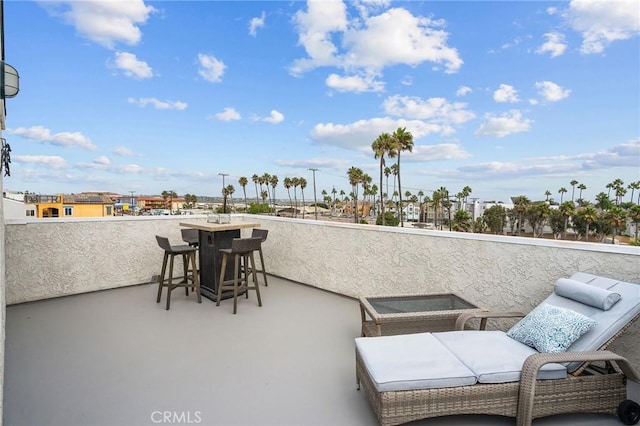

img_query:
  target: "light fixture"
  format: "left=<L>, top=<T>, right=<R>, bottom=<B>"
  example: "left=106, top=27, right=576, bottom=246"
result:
left=1, top=61, right=19, bottom=99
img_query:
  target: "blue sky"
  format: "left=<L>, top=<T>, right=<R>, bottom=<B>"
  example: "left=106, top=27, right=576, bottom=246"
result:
left=3, top=0, right=639, bottom=203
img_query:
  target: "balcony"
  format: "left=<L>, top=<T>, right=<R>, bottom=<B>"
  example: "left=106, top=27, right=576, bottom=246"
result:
left=3, top=215, right=640, bottom=425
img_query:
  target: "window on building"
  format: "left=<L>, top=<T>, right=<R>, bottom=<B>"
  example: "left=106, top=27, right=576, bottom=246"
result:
left=106, top=206, right=113, bottom=215
left=64, top=206, right=73, bottom=216
left=25, top=210, right=34, bottom=217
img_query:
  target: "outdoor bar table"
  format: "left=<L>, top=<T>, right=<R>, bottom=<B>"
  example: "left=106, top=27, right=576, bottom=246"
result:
left=179, top=221, right=260, bottom=301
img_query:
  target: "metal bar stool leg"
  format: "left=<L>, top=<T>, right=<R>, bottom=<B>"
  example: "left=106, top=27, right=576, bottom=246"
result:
left=249, top=251, right=262, bottom=306
left=157, top=252, right=168, bottom=303
left=258, top=246, right=268, bottom=286
left=166, top=254, right=175, bottom=310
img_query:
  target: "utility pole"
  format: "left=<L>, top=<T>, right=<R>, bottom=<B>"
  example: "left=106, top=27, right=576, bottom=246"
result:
left=219, top=173, right=229, bottom=213
left=308, top=168, right=319, bottom=220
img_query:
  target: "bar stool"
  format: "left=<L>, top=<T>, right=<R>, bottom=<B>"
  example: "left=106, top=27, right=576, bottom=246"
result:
left=216, top=237, right=263, bottom=314
left=181, top=228, right=200, bottom=283
left=181, top=228, right=199, bottom=248
left=250, top=228, right=269, bottom=286
left=155, top=235, right=201, bottom=310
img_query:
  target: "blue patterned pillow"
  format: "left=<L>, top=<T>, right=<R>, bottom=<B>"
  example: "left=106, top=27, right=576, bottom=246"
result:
left=507, top=304, right=597, bottom=353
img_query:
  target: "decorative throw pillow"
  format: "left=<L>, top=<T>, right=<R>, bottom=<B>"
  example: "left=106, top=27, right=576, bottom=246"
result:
left=554, top=278, right=621, bottom=311
left=507, top=303, right=597, bottom=353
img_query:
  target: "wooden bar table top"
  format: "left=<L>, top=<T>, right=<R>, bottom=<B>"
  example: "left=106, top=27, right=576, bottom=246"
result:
left=179, top=221, right=260, bottom=232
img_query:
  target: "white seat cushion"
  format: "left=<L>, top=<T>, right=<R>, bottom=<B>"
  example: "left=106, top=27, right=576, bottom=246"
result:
left=434, top=331, right=567, bottom=383
left=356, top=333, right=477, bottom=392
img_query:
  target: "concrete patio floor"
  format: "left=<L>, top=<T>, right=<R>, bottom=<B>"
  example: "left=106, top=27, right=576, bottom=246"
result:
left=4, top=276, right=637, bottom=426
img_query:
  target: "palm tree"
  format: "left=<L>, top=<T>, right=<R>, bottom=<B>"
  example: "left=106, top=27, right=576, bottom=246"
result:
left=577, top=183, right=586, bottom=204
left=570, top=180, right=578, bottom=202
left=544, top=190, right=551, bottom=201
left=270, top=175, right=279, bottom=215
left=606, top=206, right=627, bottom=243
left=452, top=209, right=472, bottom=232
left=392, top=127, right=414, bottom=227
left=579, top=206, right=598, bottom=242
left=390, top=164, right=399, bottom=204
left=225, top=184, right=235, bottom=211
left=432, top=189, right=442, bottom=229
left=527, top=202, right=551, bottom=237
left=461, top=186, right=472, bottom=204
left=291, top=177, right=300, bottom=217
left=348, top=166, right=364, bottom=224
left=161, top=190, right=169, bottom=210
left=610, top=178, right=625, bottom=205
left=606, top=182, right=614, bottom=198
left=372, top=132, right=396, bottom=226
left=558, top=187, right=567, bottom=204
left=299, top=177, right=307, bottom=219
left=283, top=177, right=293, bottom=214
left=384, top=166, right=391, bottom=205
left=252, top=174, right=260, bottom=203
left=628, top=181, right=640, bottom=204
left=595, top=192, right=612, bottom=211
left=513, top=195, right=531, bottom=236
left=629, top=204, right=640, bottom=241
left=559, top=201, right=576, bottom=239
left=239, top=176, right=248, bottom=211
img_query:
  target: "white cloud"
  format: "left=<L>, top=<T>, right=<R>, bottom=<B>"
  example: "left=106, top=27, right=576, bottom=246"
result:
left=475, top=110, right=532, bottom=138
left=127, top=97, right=187, bottom=110
left=565, top=0, right=640, bottom=54
left=14, top=155, right=68, bottom=169
left=342, top=8, right=463, bottom=73
left=94, top=156, right=111, bottom=166
left=325, top=73, right=384, bottom=93
left=8, top=125, right=97, bottom=151
left=115, top=164, right=144, bottom=174
left=408, top=144, right=471, bottom=162
left=290, top=2, right=462, bottom=77
left=575, top=139, right=640, bottom=168
left=258, top=110, right=285, bottom=124
left=493, top=84, right=520, bottom=103
left=536, top=32, right=567, bottom=58
left=290, top=0, right=348, bottom=74
left=456, top=86, right=472, bottom=97
left=535, top=81, right=571, bottom=102
left=43, top=0, right=156, bottom=49
left=198, top=53, right=226, bottom=83
left=113, top=146, right=137, bottom=157
left=249, top=11, right=266, bottom=36
left=311, top=117, right=453, bottom=150
left=112, top=51, right=153, bottom=78
left=274, top=157, right=351, bottom=170
left=383, top=95, right=475, bottom=124
left=215, top=107, right=242, bottom=121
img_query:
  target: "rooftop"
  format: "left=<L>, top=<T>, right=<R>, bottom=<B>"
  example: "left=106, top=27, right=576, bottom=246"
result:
left=5, top=275, right=638, bottom=426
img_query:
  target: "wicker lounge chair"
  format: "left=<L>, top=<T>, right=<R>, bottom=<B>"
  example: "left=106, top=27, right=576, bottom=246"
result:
left=355, top=273, right=640, bottom=426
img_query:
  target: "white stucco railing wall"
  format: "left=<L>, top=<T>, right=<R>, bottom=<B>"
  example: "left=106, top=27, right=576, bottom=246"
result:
left=5, top=214, right=640, bottom=369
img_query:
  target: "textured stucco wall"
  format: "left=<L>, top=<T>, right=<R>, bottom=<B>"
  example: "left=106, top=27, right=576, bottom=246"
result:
left=5, top=214, right=640, bottom=369
left=5, top=215, right=209, bottom=304
left=252, top=216, right=640, bottom=369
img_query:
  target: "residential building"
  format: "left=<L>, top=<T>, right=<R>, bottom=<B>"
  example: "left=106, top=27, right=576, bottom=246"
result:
left=24, top=193, right=115, bottom=218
